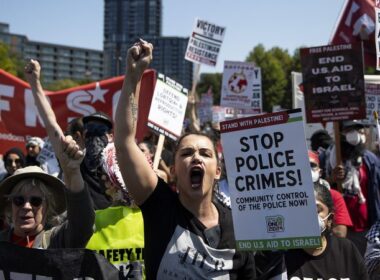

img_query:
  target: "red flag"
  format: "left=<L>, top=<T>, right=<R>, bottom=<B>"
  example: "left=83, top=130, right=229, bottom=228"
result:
left=0, top=69, right=156, bottom=154
left=330, top=0, right=376, bottom=67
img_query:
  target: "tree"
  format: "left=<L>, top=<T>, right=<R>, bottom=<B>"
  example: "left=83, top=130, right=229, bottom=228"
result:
left=196, top=72, right=222, bottom=104
left=0, top=42, right=25, bottom=78
left=245, top=44, right=301, bottom=112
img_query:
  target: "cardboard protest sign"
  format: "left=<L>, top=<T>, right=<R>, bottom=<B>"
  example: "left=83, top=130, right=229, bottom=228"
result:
left=221, top=61, right=262, bottom=112
left=147, top=73, right=188, bottom=141
left=220, top=109, right=320, bottom=250
left=300, top=43, right=365, bottom=123
left=185, top=18, right=226, bottom=66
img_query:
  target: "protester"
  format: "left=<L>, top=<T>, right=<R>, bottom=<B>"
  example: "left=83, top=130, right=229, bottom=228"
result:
left=25, top=136, right=44, bottom=167
left=2, top=147, right=26, bottom=180
left=86, top=143, right=145, bottom=279
left=254, top=182, right=369, bottom=279
left=365, top=220, right=380, bottom=279
left=309, top=150, right=353, bottom=237
left=322, top=120, right=380, bottom=255
left=114, top=39, right=255, bottom=279
left=80, top=111, right=114, bottom=209
left=0, top=59, right=95, bottom=249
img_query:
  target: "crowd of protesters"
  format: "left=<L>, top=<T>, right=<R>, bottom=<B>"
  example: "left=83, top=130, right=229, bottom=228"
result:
left=1, top=39, right=380, bottom=279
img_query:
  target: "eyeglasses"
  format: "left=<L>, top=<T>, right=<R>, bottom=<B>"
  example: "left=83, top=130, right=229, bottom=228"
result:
left=10, top=196, right=45, bottom=207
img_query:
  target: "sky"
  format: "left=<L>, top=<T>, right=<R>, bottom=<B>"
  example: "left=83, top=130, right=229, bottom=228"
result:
left=0, top=0, right=346, bottom=74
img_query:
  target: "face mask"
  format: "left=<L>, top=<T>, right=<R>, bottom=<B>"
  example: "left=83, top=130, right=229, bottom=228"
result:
left=318, top=213, right=331, bottom=233
left=345, top=130, right=362, bottom=146
left=84, top=135, right=109, bottom=172
left=311, top=170, right=320, bottom=183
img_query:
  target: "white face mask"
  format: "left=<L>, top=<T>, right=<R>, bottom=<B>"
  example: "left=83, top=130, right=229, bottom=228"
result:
left=345, top=130, right=364, bottom=146
left=311, top=170, right=320, bottom=183
left=318, top=213, right=331, bottom=233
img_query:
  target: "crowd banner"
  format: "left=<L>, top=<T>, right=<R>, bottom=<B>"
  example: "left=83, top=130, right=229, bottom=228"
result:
left=185, top=18, right=226, bottom=66
left=147, top=73, right=188, bottom=141
left=300, top=43, right=366, bottom=123
left=0, top=69, right=156, bottom=154
left=0, top=241, right=119, bottom=279
left=220, top=109, right=321, bottom=251
left=330, top=0, right=376, bottom=68
left=220, top=61, right=262, bottom=113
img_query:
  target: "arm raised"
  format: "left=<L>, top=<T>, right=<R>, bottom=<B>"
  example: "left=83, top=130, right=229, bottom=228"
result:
left=114, top=39, right=158, bottom=205
left=24, top=60, right=84, bottom=192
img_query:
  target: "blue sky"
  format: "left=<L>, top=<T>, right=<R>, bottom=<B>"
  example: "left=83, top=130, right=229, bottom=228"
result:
left=0, top=0, right=346, bottom=73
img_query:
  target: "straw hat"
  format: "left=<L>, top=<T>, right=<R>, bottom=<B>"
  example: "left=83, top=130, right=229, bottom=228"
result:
left=0, top=166, right=66, bottom=214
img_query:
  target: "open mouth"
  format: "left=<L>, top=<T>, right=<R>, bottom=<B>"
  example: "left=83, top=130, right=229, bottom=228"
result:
left=190, top=167, right=204, bottom=188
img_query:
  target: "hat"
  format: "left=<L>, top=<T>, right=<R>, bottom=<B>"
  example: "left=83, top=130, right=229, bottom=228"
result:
left=0, top=166, right=66, bottom=215
left=308, top=150, right=320, bottom=165
left=341, top=120, right=365, bottom=131
left=82, top=111, right=113, bottom=130
left=26, top=137, right=44, bottom=149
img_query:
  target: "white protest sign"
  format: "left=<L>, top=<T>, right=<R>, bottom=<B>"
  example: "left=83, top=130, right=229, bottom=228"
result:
left=221, top=61, right=261, bottom=111
left=147, top=73, right=188, bottom=141
left=220, top=109, right=320, bottom=251
left=185, top=18, right=226, bottom=66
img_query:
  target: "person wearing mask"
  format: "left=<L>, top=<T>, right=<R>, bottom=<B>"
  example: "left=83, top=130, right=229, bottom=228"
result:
left=309, top=150, right=353, bottom=237
left=114, top=39, right=255, bottom=279
left=322, top=120, right=380, bottom=255
left=80, top=111, right=114, bottom=209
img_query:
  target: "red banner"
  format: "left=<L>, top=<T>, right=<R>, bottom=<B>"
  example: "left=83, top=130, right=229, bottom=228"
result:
left=330, top=0, right=376, bottom=67
left=0, top=69, right=156, bottom=154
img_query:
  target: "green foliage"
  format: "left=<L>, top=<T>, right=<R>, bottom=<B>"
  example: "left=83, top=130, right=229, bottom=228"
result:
left=0, top=42, right=25, bottom=78
left=196, top=72, right=222, bottom=104
left=246, top=44, right=301, bottom=112
left=45, top=79, right=81, bottom=91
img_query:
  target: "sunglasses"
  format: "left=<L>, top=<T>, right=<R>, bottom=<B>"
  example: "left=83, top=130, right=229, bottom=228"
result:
left=10, top=196, right=45, bottom=207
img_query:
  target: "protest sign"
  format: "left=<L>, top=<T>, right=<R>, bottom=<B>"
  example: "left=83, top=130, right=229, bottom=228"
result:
left=185, top=18, right=226, bottom=66
left=221, top=61, right=262, bottom=112
left=220, top=109, right=320, bottom=250
left=376, top=0, right=380, bottom=70
left=147, top=73, right=188, bottom=141
left=0, top=69, right=156, bottom=154
left=0, top=241, right=119, bottom=279
left=300, top=43, right=365, bottom=123
left=197, top=91, right=213, bottom=125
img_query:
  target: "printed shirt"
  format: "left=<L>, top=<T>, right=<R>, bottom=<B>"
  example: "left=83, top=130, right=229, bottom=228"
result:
left=140, top=178, right=255, bottom=280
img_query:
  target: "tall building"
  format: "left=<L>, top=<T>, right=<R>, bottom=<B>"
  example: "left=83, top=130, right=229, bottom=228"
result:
left=0, top=23, right=104, bottom=85
left=103, top=0, right=193, bottom=89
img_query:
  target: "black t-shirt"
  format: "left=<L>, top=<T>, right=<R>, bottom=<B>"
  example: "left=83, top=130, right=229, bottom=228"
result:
left=140, top=178, right=255, bottom=280
left=285, top=234, right=369, bottom=279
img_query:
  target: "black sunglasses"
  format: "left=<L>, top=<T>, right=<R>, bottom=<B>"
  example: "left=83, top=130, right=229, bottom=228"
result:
left=10, top=196, right=45, bottom=207
left=310, top=162, right=318, bottom=169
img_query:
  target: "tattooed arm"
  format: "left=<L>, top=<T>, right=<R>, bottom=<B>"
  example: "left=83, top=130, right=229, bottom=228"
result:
left=24, top=60, right=84, bottom=192
left=114, top=39, right=158, bottom=205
